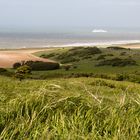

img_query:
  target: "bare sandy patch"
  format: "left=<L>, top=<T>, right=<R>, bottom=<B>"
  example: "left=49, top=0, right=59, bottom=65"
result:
left=121, top=43, right=140, bottom=49
left=0, top=48, right=55, bottom=68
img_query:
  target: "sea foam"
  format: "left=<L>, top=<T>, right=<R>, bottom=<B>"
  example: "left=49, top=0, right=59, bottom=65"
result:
left=92, top=29, right=108, bottom=33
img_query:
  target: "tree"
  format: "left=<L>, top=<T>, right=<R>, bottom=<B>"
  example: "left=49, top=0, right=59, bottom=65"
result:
left=14, top=65, right=32, bottom=81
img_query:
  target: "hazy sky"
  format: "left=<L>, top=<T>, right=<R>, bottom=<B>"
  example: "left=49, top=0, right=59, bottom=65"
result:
left=0, top=0, right=140, bottom=32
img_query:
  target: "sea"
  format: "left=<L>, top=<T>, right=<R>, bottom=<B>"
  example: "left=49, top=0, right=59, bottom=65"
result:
left=0, top=27, right=140, bottom=49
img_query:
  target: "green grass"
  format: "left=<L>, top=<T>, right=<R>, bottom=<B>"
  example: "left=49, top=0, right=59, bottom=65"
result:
left=0, top=76, right=140, bottom=139
left=0, top=47, right=140, bottom=139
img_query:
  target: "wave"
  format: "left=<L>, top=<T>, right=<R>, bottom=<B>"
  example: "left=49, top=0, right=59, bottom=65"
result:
left=92, top=29, right=108, bottom=33
left=60, top=40, right=140, bottom=47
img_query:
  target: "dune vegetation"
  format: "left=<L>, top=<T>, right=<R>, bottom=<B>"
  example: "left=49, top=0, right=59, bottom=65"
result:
left=33, top=46, right=140, bottom=83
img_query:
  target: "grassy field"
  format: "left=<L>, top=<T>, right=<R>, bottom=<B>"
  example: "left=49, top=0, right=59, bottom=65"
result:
left=0, top=76, right=140, bottom=139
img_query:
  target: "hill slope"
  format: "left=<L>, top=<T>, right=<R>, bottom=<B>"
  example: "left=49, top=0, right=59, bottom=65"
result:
left=0, top=76, right=140, bottom=139
left=33, top=47, right=140, bottom=83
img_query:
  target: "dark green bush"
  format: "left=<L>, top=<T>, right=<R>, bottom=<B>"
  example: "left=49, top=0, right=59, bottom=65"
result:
left=96, top=55, right=106, bottom=60
left=116, top=74, right=126, bottom=81
left=40, top=53, right=56, bottom=58
left=13, top=62, right=21, bottom=69
left=25, top=61, right=60, bottom=71
left=13, top=61, right=60, bottom=71
left=96, top=58, right=136, bottom=67
left=73, top=65, right=78, bottom=69
left=0, top=68, right=7, bottom=73
left=0, top=68, right=14, bottom=77
left=107, top=46, right=129, bottom=50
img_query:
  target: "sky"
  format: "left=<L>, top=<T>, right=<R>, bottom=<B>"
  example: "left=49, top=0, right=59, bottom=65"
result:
left=0, top=0, right=140, bottom=32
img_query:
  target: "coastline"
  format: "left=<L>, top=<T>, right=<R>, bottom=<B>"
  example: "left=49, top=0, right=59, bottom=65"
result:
left=1, top=40, right=140, bottom=50
left=60, top=41, right=140, bottom=48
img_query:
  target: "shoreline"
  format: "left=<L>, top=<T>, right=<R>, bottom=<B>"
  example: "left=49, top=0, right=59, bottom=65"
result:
left=1, top=41, right=140, bottom=50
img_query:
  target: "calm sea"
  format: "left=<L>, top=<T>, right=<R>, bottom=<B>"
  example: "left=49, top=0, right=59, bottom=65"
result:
left=0, top=28, right=140, bottom=48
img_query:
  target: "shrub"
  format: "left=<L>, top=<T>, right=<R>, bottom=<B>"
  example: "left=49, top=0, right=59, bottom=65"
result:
left=0, top=68, right=14, bottom=77
left=13, top=61, right=60, bottom=71
left=96, top=55, right=106, bottom=60
left=0, top=68, right=7, bottom=73
left=40, top=53, right=56, bottom=58
left=116, top=74, right=125, bottom=81
left=73, top=65, right=78, bottom=69
left=25, top=61, right=60, bottom=71
left=96, top=58, right=137, bottom=67
left=107, top=46, right=129, bottom=50
left=13, top=62, right=21, bottom=69
left=15, top=65, right=32, bottom=81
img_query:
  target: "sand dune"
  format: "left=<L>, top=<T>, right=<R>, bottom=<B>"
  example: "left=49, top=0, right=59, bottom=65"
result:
left=0, top=49, right=55, bottom=68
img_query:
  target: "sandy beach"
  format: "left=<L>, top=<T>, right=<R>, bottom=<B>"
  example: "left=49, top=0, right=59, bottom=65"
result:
left=121, top=43, right=140, bottom=49
left=0, top=48, right=55, bottom=68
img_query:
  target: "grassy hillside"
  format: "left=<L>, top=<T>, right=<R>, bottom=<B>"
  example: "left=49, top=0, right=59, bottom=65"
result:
left=35, top=46, right=140, bottom=72
left=0, top=76, right=140, bottom=139
left=33, top=47, right=140, bottom=83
